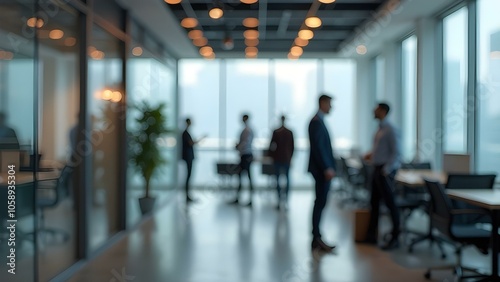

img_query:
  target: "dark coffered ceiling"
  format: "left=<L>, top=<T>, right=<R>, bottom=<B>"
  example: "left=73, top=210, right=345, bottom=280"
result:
left=165, top=0, right=387, bottom=57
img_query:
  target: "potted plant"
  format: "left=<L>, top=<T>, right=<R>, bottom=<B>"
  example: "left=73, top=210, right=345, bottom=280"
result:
left=129, top=102, right=170, bottom=215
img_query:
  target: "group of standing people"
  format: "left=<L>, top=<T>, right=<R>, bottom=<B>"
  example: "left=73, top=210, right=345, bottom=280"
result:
left=181, top=93, right=402, bottom=253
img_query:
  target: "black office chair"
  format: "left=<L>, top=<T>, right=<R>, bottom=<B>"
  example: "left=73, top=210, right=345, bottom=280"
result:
left=446, top=174, right=496, bottom=225
left=423, top=179, right=490, bottom=280
left=338, top=157, right=369, bottom=208
left=37, top=165, right=74, bottom=241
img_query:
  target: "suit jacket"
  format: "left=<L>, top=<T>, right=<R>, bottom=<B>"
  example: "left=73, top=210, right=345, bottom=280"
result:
left=307, top=114, right=336, bottom=176
left=269, top=127, right=294, bottom=164
left=182, top=129, right=194, bottom=161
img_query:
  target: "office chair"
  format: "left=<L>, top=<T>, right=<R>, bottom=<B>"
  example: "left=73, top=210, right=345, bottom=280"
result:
left=37, top=165, right=73, bottom=241
left=338, top=157, right=369, bottom=208
left=423, top=179, right=490, bottom=280
left=446, top=174, right=496, bottom=225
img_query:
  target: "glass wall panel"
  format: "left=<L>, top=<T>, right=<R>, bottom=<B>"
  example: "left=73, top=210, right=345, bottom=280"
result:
left=0, top=1, right=36, bottom=281
left=401, top=35, right=418, bottom=162
left=127, top=45, right=177, bottom=228
left=37, top=2, right=80, bottom=280
left=87, top=24, right=123, bottom=251
left=477, top=0, right=500, bottom=174
left=443, top=7, right=468, bottom=153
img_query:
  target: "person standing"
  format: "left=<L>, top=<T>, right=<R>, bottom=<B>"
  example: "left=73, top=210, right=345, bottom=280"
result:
left=363, top=102, right=401, bottom=250
left=182, top=118, right=204, bottom=203
left=268, top=115, right=294, bottom=210
left=308, top=94, right=336, bottom=252
left=231, top=114, right=254, bottom=206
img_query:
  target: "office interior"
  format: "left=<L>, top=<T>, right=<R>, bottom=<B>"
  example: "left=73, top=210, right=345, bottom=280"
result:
left=0, top=0, right=499, bottom=281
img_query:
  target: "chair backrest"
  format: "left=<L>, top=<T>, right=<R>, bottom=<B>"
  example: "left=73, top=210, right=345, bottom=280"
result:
left=55, top=165, right=74, bottom=202
left=443, top=154, right=470, bottom=174
left=401, top=162, right=431, bottom=170
left=445, top=174, right=496, bottom=189
left=424, top=179, right=453, bottom=237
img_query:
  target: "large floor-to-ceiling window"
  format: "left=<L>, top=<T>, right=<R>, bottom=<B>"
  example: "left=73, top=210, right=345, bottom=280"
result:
left=477, top=0, right=500, bottom=175
left=443, top=7, right=468, bottom=154
left=179, top=59, right=356, bottom=189
left=401, top=35, right=418, bottom=162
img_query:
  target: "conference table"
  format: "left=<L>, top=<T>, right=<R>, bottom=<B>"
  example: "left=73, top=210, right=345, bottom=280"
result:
left=447, top=189, right=500, bottom=281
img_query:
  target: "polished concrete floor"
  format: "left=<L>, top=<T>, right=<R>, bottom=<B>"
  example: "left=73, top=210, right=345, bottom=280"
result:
left=68, top=190, right=490, bottom=282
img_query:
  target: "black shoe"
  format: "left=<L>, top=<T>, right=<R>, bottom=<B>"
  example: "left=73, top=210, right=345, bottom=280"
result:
left=229, top=198, right=239, bottom=204
left=381, top=238, right=399, bottom=250
left=311, top=238, right=336, bottom=252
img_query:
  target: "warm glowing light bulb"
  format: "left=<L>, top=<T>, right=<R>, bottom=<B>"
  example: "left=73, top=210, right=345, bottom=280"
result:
left=199, top=46, right=213, bottom=56
left=102, top=90, right=113, bottom=100
left=209, top=7, right=223, bottom=19
left=242, top=18, right=259, bottom=28
left=356, top=45, right=367, bottom=55
left=132, top=47, right=143, bottom=56
left=49, top=29, right=64, bottom=40
left=288, top=53, right=299, bottom=60
left=111, top=91, right=122, bottom=102
left=27, top=17, right=44, bottom=28
left=188, top=30, right=203, bottom=39
left=164, top=0, right=182, bottom=4
left=290, top=46, right=303, bottom=56
left=181, top=18, right=198, bottom=28
left=319, top=0, right=336, bottom=3
left=294, top=37, right=309, bottom=47
left=305, top=16, right=322, bottom=28
left=298, top=29, right=314, bottom=40
left=193, top=37, right=208, bottom=47
left=245, top=38, right=259, bottom=47
left=64, top=37, right=77, bottom=46
left=244, top=30, right=259, bottom=39
left=240, top=0, right=258, bottom=4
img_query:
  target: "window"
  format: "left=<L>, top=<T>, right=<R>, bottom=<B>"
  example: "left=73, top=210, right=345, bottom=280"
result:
left=443, top=7, right=468, bottom=153
left=477, top=0, right=500, bottom=174
left=401, top=35, right=418, bottom=161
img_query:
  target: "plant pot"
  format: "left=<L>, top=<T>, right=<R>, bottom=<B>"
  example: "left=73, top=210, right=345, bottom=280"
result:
left=138, top=196, right=156, bottom=215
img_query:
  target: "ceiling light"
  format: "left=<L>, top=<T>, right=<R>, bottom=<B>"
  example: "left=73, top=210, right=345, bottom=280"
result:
left=294, top=37, right=309, bottom=47
left=181, top=18, right=198, bottom=28
left=245, top=53, right=257, bottom=58
left=209, top=7, right=223, bottom=19
left=290, top=46, right=303, bottom=56
left=49, top=29, right=64, bottom=40
left=193, top=37, right=208, bottom=47
left=205, top=53, right=216, bottom=60
left=164, top=0, right=182, bottom=4
left=245, top=38, right=259, bottom=47
left=27, top=17, right=44, bottom=28
left=305, top=16, right=322, bottom=28
left=188, top=30, right=203, bottom=39
left=244, top=30, right=259, bottom=39
left=102, top=90, right=113, bottom=100
left=242, top=18, right=259, bottom=28
left=240, top=0, right=258, bottom=4
left=132, top=47, right=143, bottom=56
left=288, top=53, right=299, bottom=60
left=200, top=46, right=213, bottom=56
left=245, top=47, right=258, bottom=57
left=319, top=0, right=336, bottom=3
left=64, top=37, right=77, bottom=46
left=298, top=29, right=314, bottom=40
left=111, top=91, right=122, bottom=102
left=356, top=45, right=367, bottom=55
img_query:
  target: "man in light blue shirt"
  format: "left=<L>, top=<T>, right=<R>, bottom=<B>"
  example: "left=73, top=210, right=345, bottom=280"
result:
left=363, top=102, right=401, bottom=250
left=231, top=114, right=254, bottom=206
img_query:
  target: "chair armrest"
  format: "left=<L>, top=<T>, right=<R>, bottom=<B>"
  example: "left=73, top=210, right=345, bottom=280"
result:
left=450, top=209, right=489, bottom=216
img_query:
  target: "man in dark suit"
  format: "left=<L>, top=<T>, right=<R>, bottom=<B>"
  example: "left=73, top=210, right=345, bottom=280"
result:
left=308, top=94, right=336, bottom=252
left=269, top=115, right=295, bottom=210
left=182, top=118, right=203, bottom=203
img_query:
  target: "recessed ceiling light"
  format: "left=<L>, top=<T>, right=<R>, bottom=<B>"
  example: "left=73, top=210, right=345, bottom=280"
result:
left=305, top=16, right=322, bottom=28
left=319, top=0, right=336, bottom=3
left=298, top=29, right=314, bottom=40
left=164, top=0, right=182, bottom=4
left=209, top=7, right=223, bottom=19
left=188, top=30, right=203, bottom=39
left=64, top=37, right=77, bottom=47
left=288, top=53, right=299, bottom=60
left=193, top=37, right=208, bottom=47
left=242, top=18, right=259, bottom=28
left=245, top=38, right=259, bottom=47
left=294, top=37, right=309, bottom=47
left=243, top=30, right=259, bottom=39
left=200, top=46, right=213, bottom=56
left=356, top=45, right=367, bottom=55
left=27, top=17, right=44, bottom=28
left=290, top=46, right=303, bottom=56
left=132, top=47, right=143, bottom=56
left=240, top=0, right=258, bottom=4
left=181, top=18, right=198, bottom=28
left=49, top=29, right=64, bottom=40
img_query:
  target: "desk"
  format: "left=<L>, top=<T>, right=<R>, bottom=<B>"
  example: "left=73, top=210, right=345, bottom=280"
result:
left=447, top=189, right=500, bottom=281
left=0, top=171, right=59, bottom=186
left=395, top=169, right=447, bottom=188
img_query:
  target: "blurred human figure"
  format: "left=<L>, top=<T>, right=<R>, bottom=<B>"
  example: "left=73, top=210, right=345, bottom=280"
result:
left=0, top=112, right=20, bottom=150
left=268, top=115, right=294, bottom=210
left=181, top=118, right=204, bottom=203
left=231, top=114, right=254, bottom=206
left=308, top=94, right=336, bottom=252
left=363, top=102, right=401, bottom=250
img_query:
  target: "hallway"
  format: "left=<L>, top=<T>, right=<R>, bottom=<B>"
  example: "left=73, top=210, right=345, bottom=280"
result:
left=68, top=190, right=488, bottom=282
